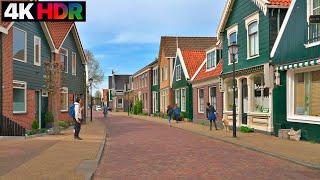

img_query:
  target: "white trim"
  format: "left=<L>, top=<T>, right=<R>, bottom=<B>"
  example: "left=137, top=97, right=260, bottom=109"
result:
left=153, top=67, right=159, bottom=86
left=227, top=24, right=238, bottom=65
left=60, top=87, right=69, bottom=112
left=177, top=48, right=190, bottom=79
left=245, top=12, right=260, bottom=59
left=190, top=58, right=207, bottom=81
left=175, top=64, right=182, bottom=81
left=60, top=48, right=69, bottom=73
left=57, top=24, right=75, bottom=50
left=72, top=52, right=77, bottom=75
left=206, top=48, right=217, bottom=71
left=270, top=0, right=297, bottom=58
left=181, top=88, right=186, bottom=112
left=13, top=80, right=27, bottom=114
left=13, top=27, right=27, bottom=63
left=209, top=86, right=217, bottom=108
left=305, top=41, right=320, bottom=48
left=198, top=88, right=205, bottom=113
left=40, top=22, right=58, bottom=52
left=33, top=36, right=41, bottom=66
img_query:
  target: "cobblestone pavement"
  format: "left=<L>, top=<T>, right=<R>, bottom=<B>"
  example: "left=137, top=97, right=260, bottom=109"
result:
left=95, top=115, right=320, bottom=180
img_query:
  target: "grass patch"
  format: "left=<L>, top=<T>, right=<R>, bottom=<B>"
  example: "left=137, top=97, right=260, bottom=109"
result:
left=240, top=126, right=254, bottom=133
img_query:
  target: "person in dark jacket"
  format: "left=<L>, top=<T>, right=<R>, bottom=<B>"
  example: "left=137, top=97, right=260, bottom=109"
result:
left=103, top=104, right=108, bottom=118
left=167, top=105, right=173, bottom=127
left=206, top=102, right=217, bottom=131
left=173, top=104, right=181, bottom=123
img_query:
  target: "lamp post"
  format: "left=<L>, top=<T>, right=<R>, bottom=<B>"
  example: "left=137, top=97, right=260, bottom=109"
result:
left=228, top=43, right=239, bottom=138
left=89, top=78, right=93, bottom=122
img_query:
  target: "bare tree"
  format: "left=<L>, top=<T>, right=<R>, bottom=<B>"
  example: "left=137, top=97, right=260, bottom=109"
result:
left=85, top=49, right=104, bottom=87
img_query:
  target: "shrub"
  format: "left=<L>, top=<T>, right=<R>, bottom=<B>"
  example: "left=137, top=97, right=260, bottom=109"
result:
left=58, top=121, right=69, bottom=129
left=26, top=129, right=38, bottom=136
left=45, top=112, right=54, bottom=123
left=240, top=126, right=254, bottom=133
left=32, top=120, right=39, bottom=130
left=142, top=112, right=148, bottom=116
left=133, top=100, right=143, bottom=115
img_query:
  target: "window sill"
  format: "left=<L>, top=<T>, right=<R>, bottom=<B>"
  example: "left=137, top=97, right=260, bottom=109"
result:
left=247, top=55, right=260, bottom=60
left=228, top=61, right=238, bottom=66
left=34, top=63, right=41, bottom=66
left=206, top=67, right=217, bottom=72
left=287, top=115, right=320, bottom=125
left=13, top=111, right=27, bottom=114
left=304, top=41, right=320, bottom=48
left=61, top=110, right=68, bottom=113
left=13, top=58, right=27, bottom=63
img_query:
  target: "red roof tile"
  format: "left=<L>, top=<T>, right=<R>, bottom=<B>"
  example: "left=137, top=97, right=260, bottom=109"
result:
left=181, top=50, right=206, bottom=78
left=46, top=22, right=74, bottom=48
left=193, top=61, right=223, bottom=82
left=268, top=0, right=291, bottom=7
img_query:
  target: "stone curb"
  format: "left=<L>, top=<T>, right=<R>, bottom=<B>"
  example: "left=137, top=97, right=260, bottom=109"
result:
left=122, top=114, right=320, bottom=170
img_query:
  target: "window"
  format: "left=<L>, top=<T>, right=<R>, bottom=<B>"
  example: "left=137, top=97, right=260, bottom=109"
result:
left=60, top=48, right=68, bottom=73
left=175, top=89, right=181, bottom=107
left=13, top=81, right=27, bottom=113
left=161, top=89, right=168, bottom=112
left=60, top=87, right=68, bottom=112
left=34, top=36, right=41, bottom=66
left=253, top=74, right=269, bottom=113
left=198, top=89, right=205, bottom=113
left=308, top=0, right=320, bottom=43
left=163, top=66, right=168, bottom=81
left=209, top=87, right=217, bottom=109
left=228, top=32, right=238, bottom=64
left=117, top=98, right=123, bottom=108
left=226, top=80, right=238, bottom=111
left=176, top=65, right=182, bottom=81
left=13, top=27, right=27, bottom=62
left=207, top=50, right=216, bottom=70
left=248, top=22, right=259, bottom=57
left=72, top=52, right=76, bottom=75
left=153, top=92, right=159, bottom=113
left=153, top=67, right=158, bottom=85
left=181, top=88, right=186, bottom=112
left=294, top=70, right=320, bottom=116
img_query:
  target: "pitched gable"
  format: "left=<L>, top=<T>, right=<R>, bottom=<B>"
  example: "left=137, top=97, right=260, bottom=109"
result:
left=181, top=50, right=206, bottom=79
left=46, top=22, right=74, bottom=49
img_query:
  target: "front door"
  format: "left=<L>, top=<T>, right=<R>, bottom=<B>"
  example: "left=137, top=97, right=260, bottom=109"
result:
left=35, top=91, right=41, bottom=129
left=241, top=79, right=248, bottom=125
left=41, top=92, right=49, bottom=129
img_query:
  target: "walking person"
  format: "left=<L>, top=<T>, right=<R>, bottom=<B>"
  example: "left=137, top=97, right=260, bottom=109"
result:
left=173, top=104, right=181, bottom=124
left=206, top=102, right=217, bottom=131
left=167, top=105, right=173, bottom=127
left=74, top=97, right=83, bottom=140
left=103, top=104, right=108, bottom=118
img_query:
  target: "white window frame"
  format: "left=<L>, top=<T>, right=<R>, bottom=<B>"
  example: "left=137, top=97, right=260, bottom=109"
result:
left=117, top=98, right=124, bottom=108
left=245, top=12, right=260, bottom=59
left=72, top=52, right=77, bottom=76
left=227, top=24, right=238, bottom=65
left=153, top=67, right=159, bottom=85
left=164, top=66, right=168, bottom=81
left=287, top=66, right=320, bottom=125
left=13, top=80, right=27, bottom=114
left=206, top=48, right=217, bottom=71
left=60, top=87, right=68, bottom=112
left=13, top=27, right=27, bottom=63
left=60, top=48, right=68, bottom=73
left=33, top=36, right=41, bottom=66
left=198, top=88, right=205, bottom=113
left=176, top=64, right=181, bottom=81
left=209, top=86, right=217, bottom=109
left=181, top=88, right=186, bottom=112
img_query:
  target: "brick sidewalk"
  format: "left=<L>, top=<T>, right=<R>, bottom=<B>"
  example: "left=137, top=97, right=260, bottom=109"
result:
left=111, top=112, right=320, bottom=169
left=0, top=114, right=106, bottom=180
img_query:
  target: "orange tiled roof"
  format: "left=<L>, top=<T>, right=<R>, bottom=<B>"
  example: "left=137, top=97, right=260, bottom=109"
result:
left=181, top=50, right=206, bottom=78
left=46, top=22, right=74, bottom=48
left=268, top=0, right=291, bottom=7
left=194, top=61, right=223, bottom=82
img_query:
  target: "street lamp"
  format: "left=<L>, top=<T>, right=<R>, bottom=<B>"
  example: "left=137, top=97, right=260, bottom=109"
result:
left=228, top=42, right=239, bottom=138
left=89, top=78, right=93, bottom=122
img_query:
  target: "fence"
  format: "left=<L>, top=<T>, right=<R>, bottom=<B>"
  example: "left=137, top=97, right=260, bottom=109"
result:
left=0, top=115, right=26, bottom=136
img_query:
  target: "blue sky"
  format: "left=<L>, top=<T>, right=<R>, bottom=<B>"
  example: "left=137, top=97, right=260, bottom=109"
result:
left=76, top=0, right=226, bottom=90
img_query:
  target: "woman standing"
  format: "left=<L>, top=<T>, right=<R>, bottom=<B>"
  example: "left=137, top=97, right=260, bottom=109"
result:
left=206, top=102, right=217, bottom=131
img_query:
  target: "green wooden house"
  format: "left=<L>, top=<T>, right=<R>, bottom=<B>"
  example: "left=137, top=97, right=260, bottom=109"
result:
left=171, top=48, right=207, bottom=121
left=217, top=0, right=290, bottom=133
left=271, top=0, right=320, bottom=142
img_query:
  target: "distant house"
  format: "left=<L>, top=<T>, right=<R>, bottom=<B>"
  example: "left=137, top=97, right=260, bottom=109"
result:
left=0, top=22, right=87, bottom=129
left=150, top=60, right=160, bottom=114
left=108, top=74, right=131, bottom=112
left=191, top=46, right=223, bottom=123
left=158, top=36, right=217, bottom=115
left=271, top=0, right=320, bottom=141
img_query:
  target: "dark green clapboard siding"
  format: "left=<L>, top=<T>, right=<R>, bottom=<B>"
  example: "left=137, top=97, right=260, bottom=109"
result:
left=222, top=0, right=270, bottom=74
left=172, top=56, right=193, bottom=120
left=273, top=0, right=320, bottom=64
left=61, top=32, right=86, bottom=95
left=13, top=22, right=52, bottom=90
left=273, top=71, right=320, bottom=142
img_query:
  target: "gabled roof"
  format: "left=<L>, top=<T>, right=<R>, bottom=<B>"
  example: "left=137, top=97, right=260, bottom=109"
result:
left=159, top=36, right=217, bottom=58
left=217, top=0, right=291, bottom=40
left=45, top=22, right=74, bottom=49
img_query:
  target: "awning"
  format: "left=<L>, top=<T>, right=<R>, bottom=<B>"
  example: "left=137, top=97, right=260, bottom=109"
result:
left=276, top=59, right=320, bottom=71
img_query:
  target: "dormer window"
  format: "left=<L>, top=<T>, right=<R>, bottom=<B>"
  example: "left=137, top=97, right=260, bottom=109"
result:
left=176, top=64, right=182, bottom=81
left=207, top=50, right=216, bottom=70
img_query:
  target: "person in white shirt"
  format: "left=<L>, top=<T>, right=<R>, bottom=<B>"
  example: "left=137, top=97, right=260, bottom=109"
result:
left=74, top=97, right=83, bottom=140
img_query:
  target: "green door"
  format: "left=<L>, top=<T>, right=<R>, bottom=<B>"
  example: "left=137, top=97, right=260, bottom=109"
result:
left=41, top=93, right=49, bottom=129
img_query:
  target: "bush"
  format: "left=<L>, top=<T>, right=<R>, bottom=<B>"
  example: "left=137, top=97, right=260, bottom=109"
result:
left=45, top=112, right=54, bottom=123
left=180, top=112, right=187, bottom=119
left=26, top=129, right=38, bottom=136
left=32, top=120, right=39, bottom=130
left=240, top=126, right=254, bottom=133
left=133, top=100, right=143, bottom=115
left=142, top=112, right=148, bottom=116
left=58, top=121, right=69, bottom=129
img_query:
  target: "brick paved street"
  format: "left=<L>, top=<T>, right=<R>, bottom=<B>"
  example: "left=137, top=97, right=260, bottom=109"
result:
left=95, top=115, right=320, bottom=180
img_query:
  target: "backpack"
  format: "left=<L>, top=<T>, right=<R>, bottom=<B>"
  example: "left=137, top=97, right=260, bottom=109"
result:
left=69, top=104, right=75, bottom=118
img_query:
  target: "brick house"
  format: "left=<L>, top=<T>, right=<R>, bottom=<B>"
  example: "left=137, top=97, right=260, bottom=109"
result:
left=108, top=74, right=131, bottom=112
left=0, top=22, right=87, bottom=130
left=190, top=46, right=223, bottom=123
left=158, top=36, right=217, bottom=114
